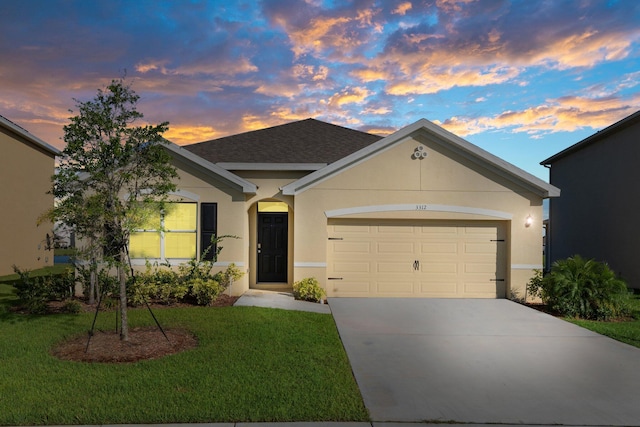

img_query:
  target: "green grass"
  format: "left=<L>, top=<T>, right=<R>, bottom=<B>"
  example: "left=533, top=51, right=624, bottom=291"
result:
left=0, top=290, right=368, bottom=425
left=567, top=294, right=640, bottom=348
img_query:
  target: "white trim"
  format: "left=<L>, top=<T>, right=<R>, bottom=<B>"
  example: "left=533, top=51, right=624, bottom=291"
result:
left=130, top=259, right=245, bottom=267
left=511, top=264, right=543, bottom=270
left=128, top=189, right=201, bottom=201
left=325, top=204, right=513, bottom=220
left=217, top=162, right=327, bottom=171
left=294, top=262, right=327, bottom=268
left=170, top=189, right=200, bottom=201
left=214, top=261, right=245, bottom=267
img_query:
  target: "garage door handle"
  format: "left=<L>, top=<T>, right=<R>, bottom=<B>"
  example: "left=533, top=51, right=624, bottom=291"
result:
left=328, top=277, right=343, bottom=280
left=413, top=260, right=420, bottom=271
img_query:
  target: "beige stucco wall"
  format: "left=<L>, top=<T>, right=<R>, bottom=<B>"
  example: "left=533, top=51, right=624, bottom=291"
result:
left=290, top=135, right=544, bottom=299
left=0, top=127, right=56, bottom=276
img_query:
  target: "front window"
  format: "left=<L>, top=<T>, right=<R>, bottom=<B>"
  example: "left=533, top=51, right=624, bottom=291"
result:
left=129, top=202, right=197, bottom=260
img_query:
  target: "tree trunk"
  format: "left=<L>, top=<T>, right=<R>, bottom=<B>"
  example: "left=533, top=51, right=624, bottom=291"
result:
left=89, top=263, right=96, bottom=305
left=119, top=264, right=129, bottom=341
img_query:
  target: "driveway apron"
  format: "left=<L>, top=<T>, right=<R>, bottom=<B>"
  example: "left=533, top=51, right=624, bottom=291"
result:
left=328, top=298, right=640, bottom=426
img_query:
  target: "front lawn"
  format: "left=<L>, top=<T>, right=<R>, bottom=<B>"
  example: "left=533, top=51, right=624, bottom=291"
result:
left=567, top=294, right=640, bottom=348
left=0, top=290, right=368, bottom=425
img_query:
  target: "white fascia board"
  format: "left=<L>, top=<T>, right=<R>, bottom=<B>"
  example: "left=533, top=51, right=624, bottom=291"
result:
left=282, top=118, right=560, bottom=198
left=0, top=115, right=61, bottom=156
left=163, top=142, right=257, bottom=194
left=217, top=162, right=327, bottom=171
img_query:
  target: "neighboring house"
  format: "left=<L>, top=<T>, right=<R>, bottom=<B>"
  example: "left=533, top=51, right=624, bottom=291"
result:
left=0, top=115, right=60, bottom=276
left=541, top=110, right=640, bottom=289
left=129, top=118, right=559, bottom=299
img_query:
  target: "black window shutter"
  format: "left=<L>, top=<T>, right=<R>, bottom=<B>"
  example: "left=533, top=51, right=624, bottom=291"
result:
left=200, top=203, right=217, bottom=261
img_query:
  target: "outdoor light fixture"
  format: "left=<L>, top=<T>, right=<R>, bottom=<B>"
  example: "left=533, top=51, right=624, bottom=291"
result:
left=525, top=215, right=533, bottom=227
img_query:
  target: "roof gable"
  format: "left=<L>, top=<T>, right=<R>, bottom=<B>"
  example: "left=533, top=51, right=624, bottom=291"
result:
left=183, top=118, right=382, bottom=164
left=282, top=118, right=560, bottom=198
left=0, top=114, right=60, bottom=157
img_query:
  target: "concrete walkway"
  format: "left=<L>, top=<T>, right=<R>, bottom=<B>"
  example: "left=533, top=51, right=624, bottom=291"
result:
left=329, top=298, right=640, bottom=426
left=234, top=289, right=331, bottom=314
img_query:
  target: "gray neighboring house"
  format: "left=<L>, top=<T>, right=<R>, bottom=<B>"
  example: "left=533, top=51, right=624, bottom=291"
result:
left=541, top=110, right=640, bottom=289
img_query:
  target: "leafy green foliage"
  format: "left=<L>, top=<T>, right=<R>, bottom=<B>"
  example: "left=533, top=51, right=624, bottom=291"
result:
left=188, top=278, right=223, bottom=306
left=127, top=240, right=244, bottom=307
left=47, top=78, right=178, bottom=338
left=537, top=255, right=630, bottom=320
left=526, top=269, right=544, bottom=300
left=11, top=266, right=76, bottom=314
left=61, top=299, right=82, bottom=314
left=293, top=277, right=326, bottom=303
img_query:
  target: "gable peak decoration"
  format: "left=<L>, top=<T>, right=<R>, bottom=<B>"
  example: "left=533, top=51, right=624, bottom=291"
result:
left=412, top=145, right=428, bottom=160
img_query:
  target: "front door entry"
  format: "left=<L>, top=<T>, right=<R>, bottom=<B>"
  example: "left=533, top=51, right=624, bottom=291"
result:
left=257, top=213, right=288, bottom=282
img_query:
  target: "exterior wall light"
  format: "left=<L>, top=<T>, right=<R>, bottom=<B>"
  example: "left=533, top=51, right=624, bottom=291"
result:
left=525, top=215, right=533, bottom=227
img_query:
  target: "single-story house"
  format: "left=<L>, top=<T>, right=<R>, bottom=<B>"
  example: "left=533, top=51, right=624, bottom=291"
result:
left=130, top=118, right=559, bottom=299
left=541, top=110, right=640, bottom=289
left=0, top=115, right=60, bottom=276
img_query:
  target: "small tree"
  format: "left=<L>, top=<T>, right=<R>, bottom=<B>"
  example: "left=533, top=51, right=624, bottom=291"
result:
left=48, top=78, right=178, bottom=340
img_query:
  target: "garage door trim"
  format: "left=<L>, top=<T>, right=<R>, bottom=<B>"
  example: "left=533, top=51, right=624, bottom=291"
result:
left=325, top=203, right=513, bottom=219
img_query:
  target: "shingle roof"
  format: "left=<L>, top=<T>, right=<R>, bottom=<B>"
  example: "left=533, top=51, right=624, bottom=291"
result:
left=183, top=118, right=383, bottom=164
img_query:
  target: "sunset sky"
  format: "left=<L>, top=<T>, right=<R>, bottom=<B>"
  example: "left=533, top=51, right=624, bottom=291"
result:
left=2, top=0, right=639, bottom=180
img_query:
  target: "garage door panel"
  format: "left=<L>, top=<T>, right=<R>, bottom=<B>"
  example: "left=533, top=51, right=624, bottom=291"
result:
left=419, top=226, right=458, bottom=236
left=421, top=242, right=458, bottom=254
left=378, top=225, right=415, bottom=234
left=464, top=242, right=497, bottom=254
left=332, top=281, right=371, bottom=295
left=333, top=224, right=371, bottom=234
left=419, top=280, right=458, bottom=294
left=422, top=262, right=458, bottom=273
left=333, top=262, right=371, bottom=273
left=377, top=281, right=414, bottom=294
left=377, top=241, right=415, bottom=254
left=378, top=261, right=413, bottom=273
left=327, top=220, right=506, bottom=298
left=332, top=241, right=371, bottom=254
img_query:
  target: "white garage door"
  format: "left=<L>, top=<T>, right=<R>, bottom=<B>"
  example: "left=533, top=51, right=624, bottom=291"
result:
left=327, top=219, right=507, bottom=298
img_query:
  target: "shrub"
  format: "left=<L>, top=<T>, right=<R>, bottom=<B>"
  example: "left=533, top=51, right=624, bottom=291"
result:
left=11, top=266, right=76, bottom=313
left=540, top=255, right=630, bottom=320
left=62, top=299, right=82, bottom=314
left=189, top=278, right=222, bottom=306
left=214, top=263, right=244, bottom=289
left=293, top=277, right=325, bottom=303
left=526, top=269, right=544, bottom=301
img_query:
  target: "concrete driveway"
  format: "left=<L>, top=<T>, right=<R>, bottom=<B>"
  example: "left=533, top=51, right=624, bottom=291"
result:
left=328, top=298, right=640, bottom=426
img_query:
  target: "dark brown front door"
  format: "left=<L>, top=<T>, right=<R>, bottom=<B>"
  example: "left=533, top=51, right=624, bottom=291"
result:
left=257, top=213, right=288, bottom=282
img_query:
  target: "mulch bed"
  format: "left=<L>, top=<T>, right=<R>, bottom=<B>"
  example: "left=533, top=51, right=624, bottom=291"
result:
left=44, top=294, right=239, bottom=363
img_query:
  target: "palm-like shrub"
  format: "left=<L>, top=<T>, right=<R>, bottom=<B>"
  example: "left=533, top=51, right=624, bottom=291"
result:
left=540, top=255, right=630, bottom=320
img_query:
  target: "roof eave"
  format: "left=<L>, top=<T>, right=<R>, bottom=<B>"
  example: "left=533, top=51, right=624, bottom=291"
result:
left=541, top=110, right=640, bottom=165
left=0, top=115, right=61, bottom=156
left=163, top=142, right=257, bottom=194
